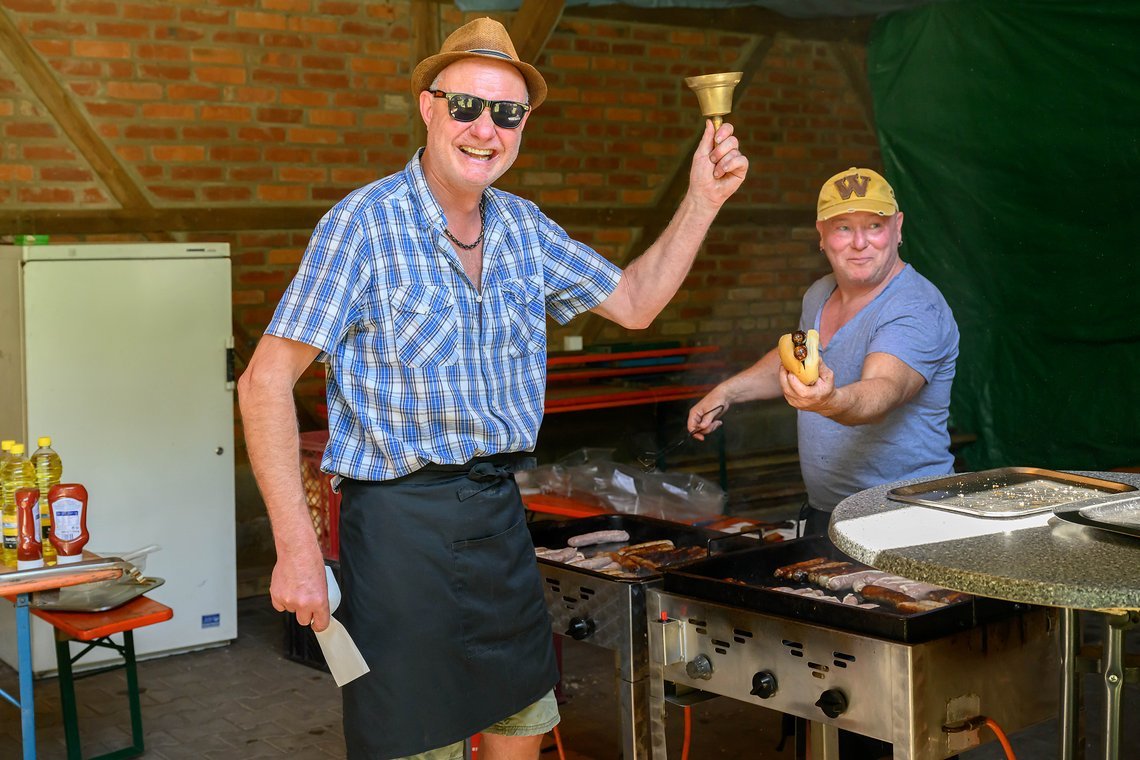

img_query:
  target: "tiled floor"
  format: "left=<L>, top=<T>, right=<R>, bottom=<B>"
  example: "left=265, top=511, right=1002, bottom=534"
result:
left=1, top=597, right=1136, bottom=758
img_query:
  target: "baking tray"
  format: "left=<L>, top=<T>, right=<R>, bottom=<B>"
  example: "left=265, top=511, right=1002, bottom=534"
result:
left=886, top=467, right=1135, bottom=518
left=31, top=576, right=164, bottom=612
left=1053, top=492, right=1140, bottom=540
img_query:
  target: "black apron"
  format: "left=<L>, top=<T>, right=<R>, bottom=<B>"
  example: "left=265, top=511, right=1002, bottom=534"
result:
left=338, top=457, right=558, bottom=759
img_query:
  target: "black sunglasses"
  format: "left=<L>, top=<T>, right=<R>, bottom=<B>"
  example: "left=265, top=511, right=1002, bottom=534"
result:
left=428, top=90, right=530, bottom=129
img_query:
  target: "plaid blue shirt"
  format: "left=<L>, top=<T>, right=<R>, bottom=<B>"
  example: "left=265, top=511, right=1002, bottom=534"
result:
left=267, top=150, right=622, bottom=480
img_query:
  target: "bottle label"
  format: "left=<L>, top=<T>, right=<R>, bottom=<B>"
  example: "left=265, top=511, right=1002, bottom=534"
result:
left=2, top=514, right=16, bottom=550
left=52, top=497, right=84, bottom=541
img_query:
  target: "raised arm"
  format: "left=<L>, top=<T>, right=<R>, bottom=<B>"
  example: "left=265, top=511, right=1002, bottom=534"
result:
left=592, top=119, right=748, bottom=329
left=236, top=334, right=331, bottom=631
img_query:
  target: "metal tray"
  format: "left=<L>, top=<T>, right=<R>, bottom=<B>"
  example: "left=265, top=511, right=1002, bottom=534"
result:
left=1053, top=492, right=1140, bottom=540
left=886, top=467, right=1135, bottom=518
left=31, top=576, right=164, bottom=612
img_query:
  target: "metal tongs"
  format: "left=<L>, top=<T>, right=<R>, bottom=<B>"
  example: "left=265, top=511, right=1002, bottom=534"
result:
left=636, top=405, right=725, bottom=471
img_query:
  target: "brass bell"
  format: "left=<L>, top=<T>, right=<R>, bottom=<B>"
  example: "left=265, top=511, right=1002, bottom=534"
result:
left=684, top=71, right=743, bottom=130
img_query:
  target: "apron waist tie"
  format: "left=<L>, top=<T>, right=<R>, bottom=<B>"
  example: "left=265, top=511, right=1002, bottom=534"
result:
left=457, top=461, right=517, bottom=501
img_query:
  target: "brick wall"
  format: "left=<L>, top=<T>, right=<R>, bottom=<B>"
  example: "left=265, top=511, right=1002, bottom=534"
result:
left=0, top=1, right=881, bottom=460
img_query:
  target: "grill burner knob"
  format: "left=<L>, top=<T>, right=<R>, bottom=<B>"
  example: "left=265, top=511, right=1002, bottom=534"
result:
left=566, top=617, right=595, bottom=641
left=750, top=670, right=778, bottom=699
left=815, top=689, right=849, bottom=719
left=685, top=654, right=714, bottom=680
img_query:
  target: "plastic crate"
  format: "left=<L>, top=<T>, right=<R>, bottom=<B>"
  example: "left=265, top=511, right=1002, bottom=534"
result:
left=283, top=560, right=339, bottom=672
left=300, top=430, right=339, bottom=562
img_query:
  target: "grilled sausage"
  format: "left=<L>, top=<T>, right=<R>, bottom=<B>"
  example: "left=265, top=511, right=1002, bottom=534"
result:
left=926, top=588, right=971, bottom=605
left=825, top=569, right=887, bottom=592
left=773, top=557, right=831, bottom=580
left=617, top=539, right=675, bottom=556
left=858, top=584, right=919, bottom=608
left=567, top=529, right=630, bottom=547
left=566, top=554, right=619, bottom=570
left=535, top=547, right=583, bottom=563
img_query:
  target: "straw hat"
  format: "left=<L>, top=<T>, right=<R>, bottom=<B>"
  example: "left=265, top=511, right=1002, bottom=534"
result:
left=411, top=17, right=548, bottom=109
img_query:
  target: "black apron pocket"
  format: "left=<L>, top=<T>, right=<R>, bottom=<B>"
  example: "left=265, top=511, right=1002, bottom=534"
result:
left=452, top=517, right=550, bottom=660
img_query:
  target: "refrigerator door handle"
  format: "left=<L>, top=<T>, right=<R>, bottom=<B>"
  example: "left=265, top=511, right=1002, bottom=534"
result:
left=225, top=336, right=235, bottom=389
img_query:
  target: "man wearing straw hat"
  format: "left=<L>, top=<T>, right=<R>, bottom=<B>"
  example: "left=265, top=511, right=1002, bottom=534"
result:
left=239, top=16, right=748, bottom=760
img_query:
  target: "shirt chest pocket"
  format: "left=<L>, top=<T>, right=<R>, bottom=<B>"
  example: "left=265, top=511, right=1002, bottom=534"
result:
left=500, top=276, right=545, bottom=358
left=389, top=284, right=459, bottom=367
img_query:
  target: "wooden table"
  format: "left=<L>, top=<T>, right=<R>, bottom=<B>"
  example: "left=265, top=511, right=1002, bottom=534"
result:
left=829, top=471, right=1140, bottom=760
left=1, top=556, right=127, bottom=760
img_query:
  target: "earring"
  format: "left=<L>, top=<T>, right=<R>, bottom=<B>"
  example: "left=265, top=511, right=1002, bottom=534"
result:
left=898, top=240, right=904, bottom=248
left=819, top=247, right=825, bottom=254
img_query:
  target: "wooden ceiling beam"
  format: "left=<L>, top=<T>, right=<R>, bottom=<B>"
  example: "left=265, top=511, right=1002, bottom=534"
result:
left=562, top=5, right=873, bottom=43
left=0, top=7, right=152, bottom=211
left=829, top=40, right=877, bottom=135
left=509, top=0, right=565, bottom=65
left=0, top=204, right=811, bottom=236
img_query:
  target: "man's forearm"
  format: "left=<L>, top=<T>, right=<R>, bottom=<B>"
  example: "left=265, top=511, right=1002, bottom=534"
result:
left=817, top=377, right=906, bottom=426
left=600, top=193, right=720, bottom=329
left=238, top=376, right=321, bottom=560
left=721, top=349, right=784, bottom=404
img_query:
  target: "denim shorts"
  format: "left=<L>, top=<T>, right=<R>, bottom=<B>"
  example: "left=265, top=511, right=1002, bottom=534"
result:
left=396, top=690, right=560, bottom=760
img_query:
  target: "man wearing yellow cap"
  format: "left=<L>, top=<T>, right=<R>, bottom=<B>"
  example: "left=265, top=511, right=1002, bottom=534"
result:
left=689, top=166, right=958, bottom=536
left=689, top=167, right=956, bottom=758
left=239, top=15, right=748, bottom=760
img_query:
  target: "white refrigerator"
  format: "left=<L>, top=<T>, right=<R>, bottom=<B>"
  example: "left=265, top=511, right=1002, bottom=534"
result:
left=0, top=242, right=238, bottom=675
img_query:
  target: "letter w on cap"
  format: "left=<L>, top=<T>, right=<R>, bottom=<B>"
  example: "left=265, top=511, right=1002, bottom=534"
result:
left=833, top=173, right=870, bottom=200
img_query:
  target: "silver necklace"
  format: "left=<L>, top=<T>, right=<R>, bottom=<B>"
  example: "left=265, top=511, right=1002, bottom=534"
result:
left=443, top=195, right=486, bottom=251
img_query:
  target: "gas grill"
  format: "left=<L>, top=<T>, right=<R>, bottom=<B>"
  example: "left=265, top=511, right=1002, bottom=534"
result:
left=646, top=536, right=1060, bottom=760
left=527, top=514, right=757, bottom=760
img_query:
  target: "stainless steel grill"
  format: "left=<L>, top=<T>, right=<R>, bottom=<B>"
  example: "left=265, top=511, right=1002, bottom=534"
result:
left=646, top=536, right=1061, bottom=760
left=529, top=514, right=756, bottom=759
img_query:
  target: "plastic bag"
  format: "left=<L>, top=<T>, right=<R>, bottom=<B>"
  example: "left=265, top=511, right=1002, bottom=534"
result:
left=516, top=447, right=725, bottom=522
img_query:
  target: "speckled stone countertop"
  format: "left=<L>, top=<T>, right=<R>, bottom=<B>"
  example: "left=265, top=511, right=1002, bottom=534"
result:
left=829, top=470, right=1140, bottom=611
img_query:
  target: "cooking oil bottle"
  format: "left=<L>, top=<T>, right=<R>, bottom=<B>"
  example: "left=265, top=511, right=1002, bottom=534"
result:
left=2, top=444, right=34, bottom=567
left=32, top=437, right=62, bottom=563
left=0, top=441, right=13, bottom=566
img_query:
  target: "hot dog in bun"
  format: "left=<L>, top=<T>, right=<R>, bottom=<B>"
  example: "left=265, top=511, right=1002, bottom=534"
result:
left=778, top=329, right=820, bottom=385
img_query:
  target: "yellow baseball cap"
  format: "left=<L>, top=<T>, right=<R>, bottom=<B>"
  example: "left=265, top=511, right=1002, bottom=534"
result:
left=817, top=167, right=898, bottom=221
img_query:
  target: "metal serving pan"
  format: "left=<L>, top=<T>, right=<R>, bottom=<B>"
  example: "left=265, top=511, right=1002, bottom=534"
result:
left=1053, top=491, right=1140, bottom=540
left=886, top=467, right=1134, bottom=518
left=31, top=576, right=164, bottom=612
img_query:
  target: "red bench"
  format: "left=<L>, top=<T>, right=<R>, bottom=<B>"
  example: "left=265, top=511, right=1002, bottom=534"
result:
left=31, top=596, right=173, bottom=760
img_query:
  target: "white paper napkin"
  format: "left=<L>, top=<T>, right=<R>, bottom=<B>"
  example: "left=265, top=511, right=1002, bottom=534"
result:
left=313, top=565, right=370, bottom=687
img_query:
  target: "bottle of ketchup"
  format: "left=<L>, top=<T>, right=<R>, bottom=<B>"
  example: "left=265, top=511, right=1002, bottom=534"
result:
left=48, top=484, right=89, bottom=564
left=15, top=488, right=43, bottom=570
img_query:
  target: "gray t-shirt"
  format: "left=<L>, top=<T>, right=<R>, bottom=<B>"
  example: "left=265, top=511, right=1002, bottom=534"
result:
left=797, top=264, right=959, bottom=511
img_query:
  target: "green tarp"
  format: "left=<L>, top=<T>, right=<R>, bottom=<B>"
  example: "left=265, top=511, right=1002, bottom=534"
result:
left=868, top=0, right=1140, bottom=470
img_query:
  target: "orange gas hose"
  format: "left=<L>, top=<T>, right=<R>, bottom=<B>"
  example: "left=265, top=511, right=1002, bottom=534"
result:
left=681, top=705, right=693, bottom=760
left=984, top=717, right=1017, bottom=760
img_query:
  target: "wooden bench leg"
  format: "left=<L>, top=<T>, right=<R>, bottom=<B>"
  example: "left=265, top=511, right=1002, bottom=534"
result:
left=54, top=630, right=146, bottom=760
